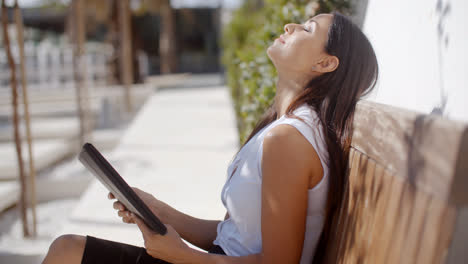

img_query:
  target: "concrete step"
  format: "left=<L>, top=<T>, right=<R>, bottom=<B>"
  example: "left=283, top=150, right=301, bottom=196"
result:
left=0, top=182, right=18, bottom=212
left=0, top=128, right=123, bottom=181
left=0, top=139, right=77, bottom=181
left=0, top=117, right=80, bottom=142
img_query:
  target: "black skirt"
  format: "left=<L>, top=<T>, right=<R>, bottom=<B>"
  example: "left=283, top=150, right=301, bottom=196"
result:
left=81, top=235, right=226, bottom=264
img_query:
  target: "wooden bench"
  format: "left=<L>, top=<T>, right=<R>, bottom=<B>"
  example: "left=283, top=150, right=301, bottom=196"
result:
left=323, top=100, right=468, bottom=263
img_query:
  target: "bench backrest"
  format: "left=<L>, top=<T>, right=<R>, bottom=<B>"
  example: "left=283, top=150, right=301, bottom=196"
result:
left=323, top=100, right=468, bottom=263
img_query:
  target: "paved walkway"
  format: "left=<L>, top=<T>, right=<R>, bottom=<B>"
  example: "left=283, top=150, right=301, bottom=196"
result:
left=61, top=84, right=238, bottom=248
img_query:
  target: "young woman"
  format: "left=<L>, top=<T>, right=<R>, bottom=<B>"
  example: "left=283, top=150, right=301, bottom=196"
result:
left=43, top=12, right=378, bottom=264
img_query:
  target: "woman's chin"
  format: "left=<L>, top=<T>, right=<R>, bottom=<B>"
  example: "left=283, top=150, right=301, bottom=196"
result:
left=266, top=45, right=277, bottom=60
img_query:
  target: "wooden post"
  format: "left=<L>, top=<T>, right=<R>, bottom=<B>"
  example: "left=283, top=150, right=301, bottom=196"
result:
left=71, top=0, right=91, bottom=147
left=13, top=0, right=37, bottom=236
left=118, top=0, right=133, bottom=113
left=104, top=0, right=118, bottom=86
left=159, top=0, right=177, bottom=74
left=1, top=0, right=30, bottom=237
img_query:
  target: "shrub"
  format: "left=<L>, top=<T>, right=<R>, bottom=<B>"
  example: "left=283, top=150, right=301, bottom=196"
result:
left=222, top=0, right=351, bottom=144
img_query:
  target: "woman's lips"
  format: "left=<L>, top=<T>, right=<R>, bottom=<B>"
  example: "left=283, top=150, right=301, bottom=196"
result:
left=275, top=34, right=285, bottom=44
left=279, top=35, right=286, bottom=44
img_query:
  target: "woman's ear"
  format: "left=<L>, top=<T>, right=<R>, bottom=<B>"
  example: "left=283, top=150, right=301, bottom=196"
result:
left=314, top=55, right=339, bottom=73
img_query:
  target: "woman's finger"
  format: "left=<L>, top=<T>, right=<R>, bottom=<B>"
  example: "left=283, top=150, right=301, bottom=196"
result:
left=113, top=201, right=125, bottom=210
left=116, top=210, right=134, bottom=224
left=108, top=192, right=115, bottom=199
left=118, top=210, right=131, bottom=218
left=131, top=213, right=155, bottom=240
left=122, top=216, right=134, bottom=223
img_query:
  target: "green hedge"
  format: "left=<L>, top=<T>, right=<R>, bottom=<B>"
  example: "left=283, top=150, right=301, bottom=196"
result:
left=222, top=0, right=351, bottom=144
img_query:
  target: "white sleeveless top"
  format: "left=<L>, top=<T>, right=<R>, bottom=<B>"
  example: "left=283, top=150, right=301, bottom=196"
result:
left=213, top=104, right=330, bottom=263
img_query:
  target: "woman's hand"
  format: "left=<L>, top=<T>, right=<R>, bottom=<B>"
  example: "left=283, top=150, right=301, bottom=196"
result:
left=108, top=187, right=172, bottom=224
left=131, top=213, right=191, bottom=263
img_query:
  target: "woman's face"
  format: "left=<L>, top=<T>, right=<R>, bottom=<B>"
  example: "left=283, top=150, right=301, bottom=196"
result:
left=267, top=14, right=334, bottom=75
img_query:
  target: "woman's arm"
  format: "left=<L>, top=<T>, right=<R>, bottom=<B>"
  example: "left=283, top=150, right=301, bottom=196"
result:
left=111, top=190, right=229, bottom=251
left=178, top=247, right=262, bottom=264
left=165, top=209, right=224, bottom=251
left=175, top=212, right=229, bottom=251
left=259, top=124, right=318, bottom=263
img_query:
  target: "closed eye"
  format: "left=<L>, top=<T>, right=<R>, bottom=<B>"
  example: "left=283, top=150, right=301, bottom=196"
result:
left=303, top=19, right=316, bottom=33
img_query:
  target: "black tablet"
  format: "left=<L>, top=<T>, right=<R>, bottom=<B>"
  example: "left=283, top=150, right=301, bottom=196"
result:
left=78, top=143, right=167, bottom=235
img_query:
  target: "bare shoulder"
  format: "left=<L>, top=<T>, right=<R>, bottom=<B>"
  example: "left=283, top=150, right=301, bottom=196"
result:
left=263, top=124, right=324, bottom=188
left=263, top=124, right=317, bottom=158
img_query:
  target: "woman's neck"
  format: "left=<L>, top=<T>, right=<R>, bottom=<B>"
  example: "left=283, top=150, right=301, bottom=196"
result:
left=273, top=74, right=311, bottom=118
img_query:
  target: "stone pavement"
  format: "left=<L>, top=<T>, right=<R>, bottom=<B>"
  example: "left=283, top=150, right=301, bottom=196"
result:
left=60, top=84, right=238, bottom=249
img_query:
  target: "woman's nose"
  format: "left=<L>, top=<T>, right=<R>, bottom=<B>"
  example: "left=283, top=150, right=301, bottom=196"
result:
left=284, top=23, right=297, bottom=34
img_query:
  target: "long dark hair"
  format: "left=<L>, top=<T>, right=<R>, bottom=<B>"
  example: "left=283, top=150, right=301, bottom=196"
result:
left=241, top=12, right=378, bottom=263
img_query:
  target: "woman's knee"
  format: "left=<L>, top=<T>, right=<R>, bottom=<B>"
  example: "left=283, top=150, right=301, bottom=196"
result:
left=43, top=234, right=86, bottom=264
left=51, top=234, right=85, bottom=252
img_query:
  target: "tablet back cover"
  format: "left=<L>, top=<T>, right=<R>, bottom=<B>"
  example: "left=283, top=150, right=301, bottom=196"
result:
left=79, top=143, right=167, bottom=235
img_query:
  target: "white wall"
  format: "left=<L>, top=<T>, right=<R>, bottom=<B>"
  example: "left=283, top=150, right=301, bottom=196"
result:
left=363, top=0, right=468, bottom=122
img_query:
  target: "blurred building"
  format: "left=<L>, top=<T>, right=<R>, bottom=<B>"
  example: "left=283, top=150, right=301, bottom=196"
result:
left=134, top=8, right=221, bottom=74
left=0, top=1, right=227, bottom=83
